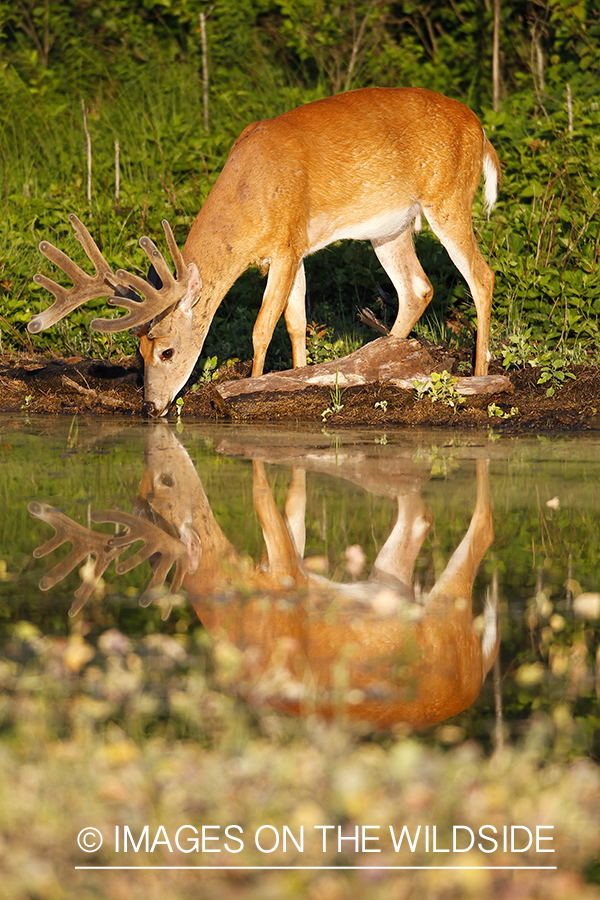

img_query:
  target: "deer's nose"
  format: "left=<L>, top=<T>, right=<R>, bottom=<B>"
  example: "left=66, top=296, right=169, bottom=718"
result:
left=142, top=401, right=158, bottom=417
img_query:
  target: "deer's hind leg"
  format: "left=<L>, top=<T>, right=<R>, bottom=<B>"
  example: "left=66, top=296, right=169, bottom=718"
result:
left=422, top=203, right=494, bottom=376
left=372, top=227, right=434, bottom=337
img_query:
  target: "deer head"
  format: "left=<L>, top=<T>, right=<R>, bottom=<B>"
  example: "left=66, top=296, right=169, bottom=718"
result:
left=29, top=214, right=203, bottom=416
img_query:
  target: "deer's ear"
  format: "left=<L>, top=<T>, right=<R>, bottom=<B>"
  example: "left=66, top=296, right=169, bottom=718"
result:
left=179, top=263, right=202, bottom=314
left=147, top=316, right=173, bottom=339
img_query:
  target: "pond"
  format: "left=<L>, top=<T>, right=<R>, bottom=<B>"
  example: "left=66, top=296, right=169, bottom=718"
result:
left=1, top=414, right=599, bottom=900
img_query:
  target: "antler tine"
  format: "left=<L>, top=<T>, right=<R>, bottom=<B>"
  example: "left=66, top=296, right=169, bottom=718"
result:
left=91, top=222, right=189, bottom=334
left=28, top=501, right=129, bottom=616
left=161, top=219, right=187, bottom=283
left=93, top=510, right=192, bottom=606
left=29, top=501, right=191, bottom=616
left=28, top=214, right=119, bottom=334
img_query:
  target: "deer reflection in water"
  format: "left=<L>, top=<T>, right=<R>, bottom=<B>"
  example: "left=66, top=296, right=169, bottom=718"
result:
left=29, top=426, right=499, bottom=730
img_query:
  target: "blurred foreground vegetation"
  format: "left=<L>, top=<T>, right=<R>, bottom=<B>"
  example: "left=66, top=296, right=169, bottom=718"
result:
left=0, top=419, right=599, bottom=897
left=0, top=622, right=599, bottom=899
left=0, top=1, right=599, bottom=376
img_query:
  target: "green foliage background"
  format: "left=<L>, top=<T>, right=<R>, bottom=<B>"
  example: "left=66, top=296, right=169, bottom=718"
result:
left=0, top=0, right=599, bottom=370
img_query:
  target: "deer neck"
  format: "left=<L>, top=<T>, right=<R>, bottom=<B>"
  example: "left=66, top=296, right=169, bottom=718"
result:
left=182, top=185, right=262, bottom=325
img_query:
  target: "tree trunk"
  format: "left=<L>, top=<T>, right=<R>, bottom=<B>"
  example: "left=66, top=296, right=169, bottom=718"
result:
left=492, top=0, right=501, bottom=111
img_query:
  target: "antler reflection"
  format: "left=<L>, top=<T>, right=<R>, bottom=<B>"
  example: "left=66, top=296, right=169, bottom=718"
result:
left=28, top=501, right=196, bottom=617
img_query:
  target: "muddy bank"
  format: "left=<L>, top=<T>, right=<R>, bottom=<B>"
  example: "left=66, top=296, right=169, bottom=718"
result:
left=1, top=338, right=599, bottom=431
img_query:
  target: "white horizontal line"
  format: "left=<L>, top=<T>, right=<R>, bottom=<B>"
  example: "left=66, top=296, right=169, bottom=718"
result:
left=75, top=866, right=558, bottom=871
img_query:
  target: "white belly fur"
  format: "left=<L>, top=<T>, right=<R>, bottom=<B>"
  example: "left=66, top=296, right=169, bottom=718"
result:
left=307, top=202, right=421, bottom=254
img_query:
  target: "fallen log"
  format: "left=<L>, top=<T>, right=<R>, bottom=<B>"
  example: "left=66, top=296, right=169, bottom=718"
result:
left=214, top=337, right=512, bottom=407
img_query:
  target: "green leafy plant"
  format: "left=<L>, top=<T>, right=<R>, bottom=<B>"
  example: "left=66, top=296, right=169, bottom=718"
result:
left=321, top=370, right=345, bottom=421
left=414, top=371, right=466, bottom=410
left=488, top=403, right=519, bottom=419
left=497, top=329, right=577, bottom=395
left=498, top=329, right=538, bottom=370
left=413, top=379, right=431, bottom=401
left=537, top=358, right=577, bottom=397
left=200, top=356, right=219, bottom=383
left=306, top=322, right=346, bottom=365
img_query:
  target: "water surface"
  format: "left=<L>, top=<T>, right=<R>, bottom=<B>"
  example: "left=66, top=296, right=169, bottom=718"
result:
left=1, top=415, right=599, bottom=897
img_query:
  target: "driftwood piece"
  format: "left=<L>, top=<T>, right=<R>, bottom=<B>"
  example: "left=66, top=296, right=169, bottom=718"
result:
left=61, top=374, right=125, bottom=408
left=214, top=337, right=512, bottom=406
left=357, top=306, right=389, bottom=335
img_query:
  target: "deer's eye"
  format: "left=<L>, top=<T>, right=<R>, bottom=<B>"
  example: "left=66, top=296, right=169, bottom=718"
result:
left=161, top=348, right=174, bottom=361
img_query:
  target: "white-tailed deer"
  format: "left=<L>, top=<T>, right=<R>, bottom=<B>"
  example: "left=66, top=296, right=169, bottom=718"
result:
left=30, top=425, right=499, bottom=729
left=29, top=87, right=500, bottom=418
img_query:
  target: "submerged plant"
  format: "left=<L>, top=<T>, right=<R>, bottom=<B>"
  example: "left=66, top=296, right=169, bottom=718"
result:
left=66, top=415, right=79, bottom=450
left=175, top=397, right=185, bottom=431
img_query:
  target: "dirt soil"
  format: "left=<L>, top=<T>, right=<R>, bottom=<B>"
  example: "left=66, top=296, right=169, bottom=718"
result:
left=2, top=339, right=600, bottom=431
